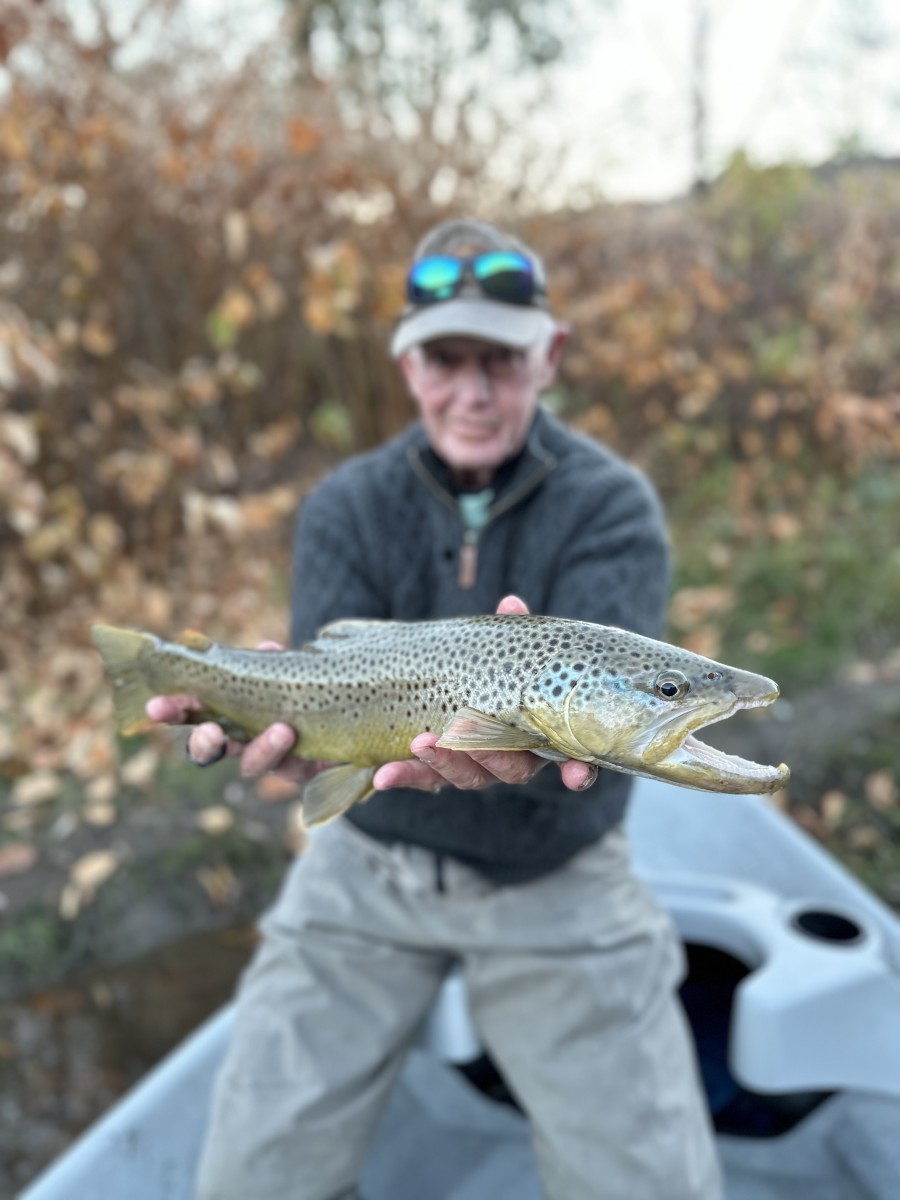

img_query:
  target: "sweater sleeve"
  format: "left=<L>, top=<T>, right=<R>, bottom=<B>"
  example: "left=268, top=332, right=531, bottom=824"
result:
left=542, top=464, right=671, bottom=639
left=289, top=471, right=387, bottom=646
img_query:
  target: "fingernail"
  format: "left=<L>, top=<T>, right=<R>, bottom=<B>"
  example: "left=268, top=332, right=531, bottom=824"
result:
left=413, top=745, right=436, bottom=764
left=577, top=766, right=598, bottom=791
left=268, top=727, right=293, bottom=753
left=193, top=734, right=212, bottom=760
left=186, top=738, right=225, bottom=768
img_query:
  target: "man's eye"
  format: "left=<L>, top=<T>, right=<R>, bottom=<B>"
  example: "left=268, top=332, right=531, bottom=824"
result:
left=484, top=349, right=519, bottom=371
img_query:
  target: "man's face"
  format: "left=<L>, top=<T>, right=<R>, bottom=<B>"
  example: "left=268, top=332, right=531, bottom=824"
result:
left=400, top=334, right=565, bottom=485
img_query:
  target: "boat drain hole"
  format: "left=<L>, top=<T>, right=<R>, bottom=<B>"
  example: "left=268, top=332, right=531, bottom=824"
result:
left=791, top=908, right=865, bottom=944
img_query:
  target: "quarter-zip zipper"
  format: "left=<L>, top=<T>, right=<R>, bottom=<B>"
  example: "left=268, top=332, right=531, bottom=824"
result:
left=458, top=530, right=479, bottom=589
left=407, top=438, right=558, bottom=590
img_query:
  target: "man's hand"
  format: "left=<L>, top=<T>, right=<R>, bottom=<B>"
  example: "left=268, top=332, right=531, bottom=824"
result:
left=145, top=642, right=313, bottom=783
left=372, top=595, right=598, bottom=795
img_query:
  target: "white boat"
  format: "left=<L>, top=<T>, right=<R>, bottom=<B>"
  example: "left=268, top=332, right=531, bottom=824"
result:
left=21, top=780, right=900, bottom=1199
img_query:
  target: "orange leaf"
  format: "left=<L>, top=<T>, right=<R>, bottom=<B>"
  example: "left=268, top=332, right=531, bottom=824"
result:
left=865, top=770, right=898, bottom=812
left=256, top=774, right=301, bottom=803
left=82, top=322, right=116, bottom=358
left=0, top=842, right=38, bottom=878
left=286, top=118, right=320, bottom=156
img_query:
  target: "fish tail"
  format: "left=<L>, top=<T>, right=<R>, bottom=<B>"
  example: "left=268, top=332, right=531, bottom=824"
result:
left=90, top=624, right=159, bottom=735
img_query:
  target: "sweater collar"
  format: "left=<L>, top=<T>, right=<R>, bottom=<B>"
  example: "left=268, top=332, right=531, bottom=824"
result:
left=406, top=407, right=558, bottom=509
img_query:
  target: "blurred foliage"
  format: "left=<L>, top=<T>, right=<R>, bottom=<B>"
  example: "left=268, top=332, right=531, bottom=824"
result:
left=0, top=1, right=898, bottom=905
left=288, top=0, right=571, bottom=84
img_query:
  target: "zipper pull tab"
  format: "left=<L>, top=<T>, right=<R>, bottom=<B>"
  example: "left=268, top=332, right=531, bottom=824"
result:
left=458, top=532, right=478, bottom=589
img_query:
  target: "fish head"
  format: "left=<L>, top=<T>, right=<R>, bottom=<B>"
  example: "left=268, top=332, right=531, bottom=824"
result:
left=523, top=631, right=790, bottom=795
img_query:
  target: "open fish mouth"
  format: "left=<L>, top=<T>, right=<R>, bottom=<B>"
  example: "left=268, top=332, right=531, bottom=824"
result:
left=675, top=731, right=790, bottom=792
left=607, top=688, right=790, bottom=794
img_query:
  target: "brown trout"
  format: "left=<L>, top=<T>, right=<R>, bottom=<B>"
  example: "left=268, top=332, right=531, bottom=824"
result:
left=91, top=615, right=790, bottom=826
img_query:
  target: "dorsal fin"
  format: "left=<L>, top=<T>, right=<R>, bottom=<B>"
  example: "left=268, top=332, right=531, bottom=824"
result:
left=314, top=618, right=391, bottom=640
left=177, top=629, right=214, bottom=651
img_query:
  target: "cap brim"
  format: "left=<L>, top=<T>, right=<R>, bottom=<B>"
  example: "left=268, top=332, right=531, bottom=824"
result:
left=390, top=298, right=556, bottom=358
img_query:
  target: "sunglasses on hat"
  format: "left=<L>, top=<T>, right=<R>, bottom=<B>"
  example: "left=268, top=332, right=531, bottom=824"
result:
left=406, top=251, right=546, bottom=308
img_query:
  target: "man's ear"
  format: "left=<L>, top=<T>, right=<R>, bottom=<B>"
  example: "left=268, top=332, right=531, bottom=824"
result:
left=536, top=326, right=570, bottom=388
left=398, top=351, right=418, bottom=393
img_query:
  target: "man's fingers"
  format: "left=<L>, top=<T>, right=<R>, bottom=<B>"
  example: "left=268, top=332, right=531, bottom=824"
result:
left=465, top=748, right=546, bottom=786
left=412, top=744, right=500, bottom=790
left=495, top=594, right=529, bottom=616
left=146, top=694, right=203, bottom=725
left=145, top=690, right=302, bottom=781
left=237, top=723, right=298, bottom=777
left=405, top=734, right=543, bottom=791
left=373, top=760, right=446, bottom=793
left=377, top=736, right=496, bottom=792
left=561, top=759, right=599, bottom=791
left=188, top=721, right=297, bottom=775
left=186, top=721, right=231, bottom=765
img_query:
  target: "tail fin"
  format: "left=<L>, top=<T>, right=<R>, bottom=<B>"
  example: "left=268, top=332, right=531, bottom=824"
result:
left=90, top=624, right=157, bottom=735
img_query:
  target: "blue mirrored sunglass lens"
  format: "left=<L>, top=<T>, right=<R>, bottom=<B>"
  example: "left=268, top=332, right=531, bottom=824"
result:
left=408, top=256, right=463, bottom=301
left=472, top=252, right=534, bottom=301
left=472, top=251, right=532, bottom=279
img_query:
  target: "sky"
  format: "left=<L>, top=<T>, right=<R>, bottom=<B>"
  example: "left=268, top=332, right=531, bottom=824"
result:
left=64, top=0, right=900, bottom=204
left=542, top=0, right=900, bottom=200
left=245, top=0, right=900, bottom=201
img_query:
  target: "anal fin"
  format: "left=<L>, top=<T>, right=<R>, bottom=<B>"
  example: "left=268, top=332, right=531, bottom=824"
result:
left=436, top=707, right=551, bottom=754
left=302, top=764, right=376, bottom=827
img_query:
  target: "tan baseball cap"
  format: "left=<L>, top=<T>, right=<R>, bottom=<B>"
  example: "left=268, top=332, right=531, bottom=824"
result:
left=390, top=219, right=557, bottom=358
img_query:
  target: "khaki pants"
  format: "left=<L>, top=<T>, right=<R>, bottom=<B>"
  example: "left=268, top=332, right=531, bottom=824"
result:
left=195, top=819, right=723, bottom=1200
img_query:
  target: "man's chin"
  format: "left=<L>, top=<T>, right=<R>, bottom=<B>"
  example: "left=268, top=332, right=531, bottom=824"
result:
left=442, top=435, right=508, bottom=469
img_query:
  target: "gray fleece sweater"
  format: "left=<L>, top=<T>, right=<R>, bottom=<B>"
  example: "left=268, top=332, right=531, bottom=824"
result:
left=290, top=406, right=670, bottom=884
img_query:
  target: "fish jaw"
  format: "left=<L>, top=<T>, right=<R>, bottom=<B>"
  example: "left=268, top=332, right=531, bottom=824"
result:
left=657, top=733, right=791, bottom=793
left=561, top=669, right=791, bottom=796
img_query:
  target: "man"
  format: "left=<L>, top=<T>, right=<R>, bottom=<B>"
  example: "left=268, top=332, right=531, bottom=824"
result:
left=150, top=219, right=722, bottom=1199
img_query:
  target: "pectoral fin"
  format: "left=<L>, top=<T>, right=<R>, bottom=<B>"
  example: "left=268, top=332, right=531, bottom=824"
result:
left=436, top=707, right=552, bottom=754
left=301, top=764, right=376, bottom=827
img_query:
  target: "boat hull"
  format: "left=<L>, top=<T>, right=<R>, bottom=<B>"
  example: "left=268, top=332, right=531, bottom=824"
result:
left=20, top=781, right=900, bottom=1200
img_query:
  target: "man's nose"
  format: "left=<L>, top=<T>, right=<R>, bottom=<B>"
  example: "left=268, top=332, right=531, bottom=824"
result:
left=454, top=356, right=491, bottom=402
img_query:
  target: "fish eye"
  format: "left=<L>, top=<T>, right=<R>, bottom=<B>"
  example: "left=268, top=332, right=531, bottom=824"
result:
left=654, top=671, right=691, bottom=701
